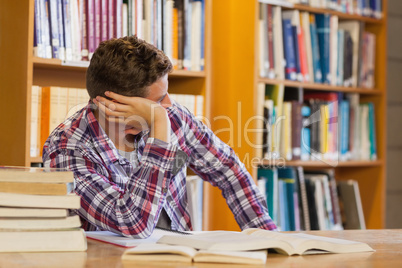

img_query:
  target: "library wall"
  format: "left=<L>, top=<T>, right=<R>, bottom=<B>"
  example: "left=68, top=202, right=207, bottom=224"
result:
left=386, top=0, right=402, bottom=228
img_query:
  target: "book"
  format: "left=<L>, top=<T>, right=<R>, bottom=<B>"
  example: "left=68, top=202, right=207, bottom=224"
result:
left=0, top=229, right=87, bottom=252
left=0, top=207, right=68, bottom=218
left=122, top=243, right=267, bottom=265
left=0, top=181, right=74, bottom=195
left=157, top=228, right=374, bottom=255
left=0, top=215, right=81, bottom=230
left=337, top=180, right=366, bottom=229
left=0, top=192, right=80, bottom=209
left=0, top=166, right=73, bottom=183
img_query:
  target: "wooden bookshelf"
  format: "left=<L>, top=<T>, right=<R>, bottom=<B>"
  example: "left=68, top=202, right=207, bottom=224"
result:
left=0, top=1, right=212, bottom=168
left=208, top=0, right=387, bottom=230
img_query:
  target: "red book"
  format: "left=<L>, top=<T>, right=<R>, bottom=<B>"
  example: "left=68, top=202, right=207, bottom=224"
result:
left=86, top=0, right=95, bottom=58
left=297, top=18, right=309, bottom=82
left=94, top=0, right=101, bottom=47
left=81, top=0, right=89, bottom=61
left=108, top=0, right=115, bottom=39
left=101, top=0, right=108, bottom=41
left=115, top=0, right=123, bottom=38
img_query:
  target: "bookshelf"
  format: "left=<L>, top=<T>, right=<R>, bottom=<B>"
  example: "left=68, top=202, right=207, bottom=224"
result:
left=0, top=0, right=211, bottom=166
left=207, top=0, right=387, bottom=230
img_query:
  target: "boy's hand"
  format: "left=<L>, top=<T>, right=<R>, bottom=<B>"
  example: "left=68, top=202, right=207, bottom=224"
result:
left=93, top=91, right=171, bottom=143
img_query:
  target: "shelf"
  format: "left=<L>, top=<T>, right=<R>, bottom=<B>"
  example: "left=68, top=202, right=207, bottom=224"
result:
left=258, top=1, right=383, bottom=24
left=290, top=4, right=384, bottom=24
left=32, top=57, right=206, bottom=78
left=258, top=77, right=383, bottom=95
left=259, top=159, right=383, bottom=168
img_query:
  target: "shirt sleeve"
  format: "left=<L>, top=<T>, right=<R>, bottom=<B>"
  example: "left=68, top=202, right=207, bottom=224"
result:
left=171, top=106, right=277, bottom=231
left=43, top=138, right=179, bottom=238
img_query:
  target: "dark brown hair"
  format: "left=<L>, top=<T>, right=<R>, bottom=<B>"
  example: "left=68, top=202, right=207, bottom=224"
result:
left=86, top=36, right=173, bottom=99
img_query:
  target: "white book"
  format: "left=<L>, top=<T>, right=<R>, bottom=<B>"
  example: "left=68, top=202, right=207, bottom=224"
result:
left=190, top=0, right=202, bottom=71
left=0, top=229, right=87, bottom=252
left=0, top=215, right=81, bottom=230
left=0, top=207, right=68, bottom=218
left=158, top=228, right=374, bottom=255
left=330, top=15, right=338, bottom=86
left=123, top=243, right=267, bottom=265
left=0, top=192, right=80, bottom=209
left=30, top=86, right=41, bottom=157
left=272, top=6, right=285, bottom=79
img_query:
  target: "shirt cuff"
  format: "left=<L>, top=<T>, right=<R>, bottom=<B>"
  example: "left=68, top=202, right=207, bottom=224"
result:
left=141, top=138, right=178, bottom=172
left=242, top=215, right=278, bottom=231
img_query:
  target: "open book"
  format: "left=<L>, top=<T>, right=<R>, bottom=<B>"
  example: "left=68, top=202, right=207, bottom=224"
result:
left=157, top=228, right=374, bottom=256
left=122, top=243, right=267, bottom=265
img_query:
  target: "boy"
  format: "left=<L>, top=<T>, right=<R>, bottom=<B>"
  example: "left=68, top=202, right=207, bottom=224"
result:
left=43, top=36, right=277, bottom=238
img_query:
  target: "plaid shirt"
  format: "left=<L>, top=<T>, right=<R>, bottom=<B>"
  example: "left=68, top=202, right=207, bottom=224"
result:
left=43, top=101, right=277, bottom=238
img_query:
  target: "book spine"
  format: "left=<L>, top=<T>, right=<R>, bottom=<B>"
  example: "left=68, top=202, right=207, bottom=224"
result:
left=49, top=0, right=61, bottom=59
left=34, top=0, right=45, bottom=58
left=309, top=15, right=322, bottom=83
left=267, top=5, right=275, bottom=79
left=116, top=0, right=123, bottom=38
left=183, top=0, right=191, bottom=70
left=94, top=0, right=101, bottom=50
left=81, top=0, right=89, bottom=61
left=282, top=19, right=297, bottom=81
left=56, top=0, right=66, bottom=61
left=315, top=14, right=331, bottom=84
left=291, top=25, right=302, bottom=82
left=62, top=0, right=73, bottom=61
left=108, top=0, right=116, bottom=39
left=367, top=102, right=377, bottom=160
left=87, top=0, right=95, bottom=59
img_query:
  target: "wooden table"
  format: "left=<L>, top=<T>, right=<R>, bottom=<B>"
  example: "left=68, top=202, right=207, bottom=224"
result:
left=0, top=229, right=401, bottom=267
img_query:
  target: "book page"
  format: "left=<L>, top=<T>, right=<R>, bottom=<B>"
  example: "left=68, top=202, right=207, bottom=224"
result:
left=122, top=243, right=195, bottom=262
left=243, top=229, right=373, bottom=254
left=194, top=250, right=267, bottom=265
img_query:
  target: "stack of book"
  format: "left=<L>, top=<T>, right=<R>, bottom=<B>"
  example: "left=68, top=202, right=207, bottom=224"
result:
left=0, top=166, right=87, bottom=252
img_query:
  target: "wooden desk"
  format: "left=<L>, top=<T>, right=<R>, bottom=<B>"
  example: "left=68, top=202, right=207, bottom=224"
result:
left=0, top=229, right=401, bottom=267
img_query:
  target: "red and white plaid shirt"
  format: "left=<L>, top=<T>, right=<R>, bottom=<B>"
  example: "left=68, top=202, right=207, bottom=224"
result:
left=43, top=101, right=277, bottom=238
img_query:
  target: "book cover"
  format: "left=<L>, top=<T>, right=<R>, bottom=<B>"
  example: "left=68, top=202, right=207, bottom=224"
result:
left=122, top=243, right=267, bottom=264
left=0, top=229, right=87, bottom=252
left=309, top=14, right=323, bottom=83
left=157, top=228, right=374, bottom=255
left=0, top=181, right=74, bottom=196
left=315, top=13, right=331, bottom=84
left=337, top=180, right=366, bottom=229
left=282, top=17, right=297, bottom=81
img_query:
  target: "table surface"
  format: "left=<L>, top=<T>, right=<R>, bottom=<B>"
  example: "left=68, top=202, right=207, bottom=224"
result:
left=1, top=229, right=402, bottom=267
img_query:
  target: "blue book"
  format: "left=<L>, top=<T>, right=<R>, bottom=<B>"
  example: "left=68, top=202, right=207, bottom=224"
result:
left=278, top=167, right=297, bottom=231
left=367, top=102, right=377, bottom=160
left=56, top=0, right=65, bottom=60
left=62, top=0, right=73, bottom=61
left=183, top=0, right=192, bottom=70
left=309, top=16, right=322, bottom=83
left=48, top=0, right=60, bottom=59
left=257, top=168, right=278, bottom=226
left=34, top=0, right=44, bottom=57
left=315, top=14, right=331, bottom=84
left=301, top=105, right=311, bottom=161
left=337, top=30, right=345, bottom=86
left=200, top=0, right=205, bottom=71
left=282, top=19, right=297, bottom=81
left=41, top=0, right=52, bottom=58
left=278, top=179, right=288, bottom=231
left=291, top=25, right=302, bottom=82
left=340, top=100, right=350, bottom=160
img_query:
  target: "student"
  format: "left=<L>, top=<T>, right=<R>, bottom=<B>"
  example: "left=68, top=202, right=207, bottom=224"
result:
left=43, top=36, right=277, bottom=238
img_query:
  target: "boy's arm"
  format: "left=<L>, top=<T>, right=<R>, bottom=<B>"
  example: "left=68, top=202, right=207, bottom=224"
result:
left=175, top=106, right=277, bottom=231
